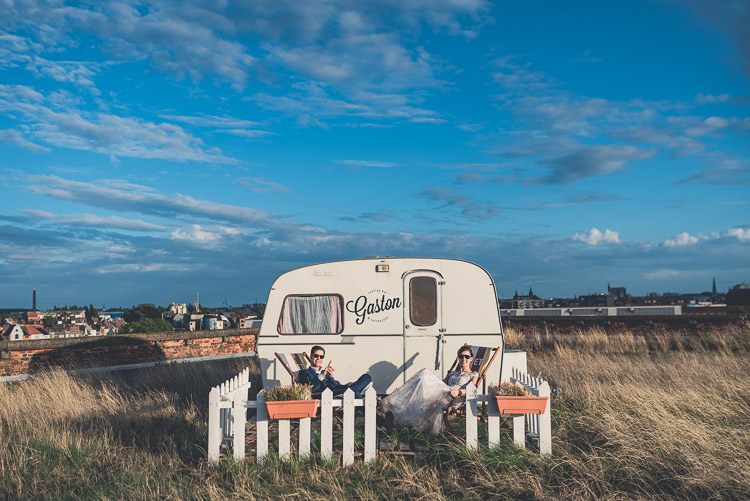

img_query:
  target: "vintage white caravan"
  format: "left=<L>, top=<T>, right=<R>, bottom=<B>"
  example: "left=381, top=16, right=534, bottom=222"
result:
left=258, top=257, right=527, bottom=394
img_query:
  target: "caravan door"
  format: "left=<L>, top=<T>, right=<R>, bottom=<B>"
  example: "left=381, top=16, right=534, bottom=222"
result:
left=402, top=270, right=444, bottom=383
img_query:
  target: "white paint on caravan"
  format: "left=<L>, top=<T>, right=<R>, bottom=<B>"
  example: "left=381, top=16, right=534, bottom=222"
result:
left=258, top=257, right=523, bottom=394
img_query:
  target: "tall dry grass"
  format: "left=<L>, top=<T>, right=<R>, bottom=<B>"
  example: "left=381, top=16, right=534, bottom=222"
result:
left=503, top=319, right=750, bottom=354
left=0, top=325, right=748, bottom=500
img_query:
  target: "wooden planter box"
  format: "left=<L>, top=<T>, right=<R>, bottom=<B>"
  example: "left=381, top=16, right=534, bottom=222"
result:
left=265, top=399, right=319, bottom=419
left=494, top=395, right=549, bottom=415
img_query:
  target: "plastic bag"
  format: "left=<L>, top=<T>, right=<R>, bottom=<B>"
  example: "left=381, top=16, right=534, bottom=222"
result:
left=381, top=368, right=452, bottom=435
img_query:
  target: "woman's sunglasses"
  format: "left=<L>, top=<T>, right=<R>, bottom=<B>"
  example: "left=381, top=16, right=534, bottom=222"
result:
left=458, top=354, right=472, bottom=360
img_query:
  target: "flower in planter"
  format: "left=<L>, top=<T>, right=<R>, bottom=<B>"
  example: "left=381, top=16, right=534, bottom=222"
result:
left=265, top=384, right=313, bottom=402
left=490, top=381, right=531, bottom=397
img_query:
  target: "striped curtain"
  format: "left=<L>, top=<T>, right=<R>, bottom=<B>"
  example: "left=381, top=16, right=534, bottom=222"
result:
left=279, top=295, right=343, bottom=334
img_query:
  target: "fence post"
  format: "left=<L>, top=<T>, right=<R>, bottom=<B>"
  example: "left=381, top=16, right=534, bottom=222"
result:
left=278, top=419, right=291, bottom=459
left=208, top=386, right=221, bottom=465
left=538, top=380, right=552, bottom=455
left=220, top=382, right=228, bottom=437
left=256, top=390, right=269, bottom=462
left=320, top=389, right=334, bottom=461
left=299, top=417, right=311, bottom=459
left=465, top=383, right=478, bottom=450
left=232, top=384, right=248, bottom=461
left=342, top=389, right=355, bottom=466
left=487, top=393, right=500, bottom=448
left=363, top=386, right=376, bottom=463
left=512, top=415, right=525, bottom=448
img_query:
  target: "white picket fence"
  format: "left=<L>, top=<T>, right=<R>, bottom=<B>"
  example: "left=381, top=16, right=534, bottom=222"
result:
left=208, top=369, right=377, bottom=465
left=208, top=367, right=551, bottom=464
left=207, top=367, right=253, bottom=464
left=464, top=368, right=552, bottom=455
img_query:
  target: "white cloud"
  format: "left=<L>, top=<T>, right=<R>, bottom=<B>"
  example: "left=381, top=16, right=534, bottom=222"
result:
left=727, top=227, right=750, bottom=241
left=27, top=175, right=280, bottom=228
left=58, top=214, right=166, bottom=232
left=696, top=93, right=730, bottom=104
left=0, top=128, right=50, bottom=152
left=663, top=232, right=700, bottom=247
left=0, top=85, right=236, bottom=163
left=572, top=228, right=621, bottom=246
left=20, top=209, right=55, bottom=219
left=169, top=224, right=243, bottom=249
left=95, top=263, right=190, bottom=274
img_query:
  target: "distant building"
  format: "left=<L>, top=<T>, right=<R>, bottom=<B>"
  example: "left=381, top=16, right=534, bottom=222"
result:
left=2, top=325, right=23, bottom=340
left=726, top=284, right=750, bottom=307
left=168, top=302, right=188, bottom=315
left=1, top=325, right=50, bottom=340
left=579, top=293, right=614, bottom=307
left=501, top=288, right=544, bottom=309
left=203, top=315, right=221, bottom=331
left=607, top=283, right=627, bottom=300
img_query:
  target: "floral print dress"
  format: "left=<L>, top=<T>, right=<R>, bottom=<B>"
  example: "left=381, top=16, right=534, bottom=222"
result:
left=446, top=370, right=479, bottom=389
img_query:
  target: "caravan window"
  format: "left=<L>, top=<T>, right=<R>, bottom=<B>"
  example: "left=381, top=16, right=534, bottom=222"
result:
left=277, top=295, right=344, bottom=334
left=410, top=277, right=437, bottom=326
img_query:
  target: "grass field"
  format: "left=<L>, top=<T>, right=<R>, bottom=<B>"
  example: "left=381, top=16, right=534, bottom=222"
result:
left=1, top=322, right=749, bottom=500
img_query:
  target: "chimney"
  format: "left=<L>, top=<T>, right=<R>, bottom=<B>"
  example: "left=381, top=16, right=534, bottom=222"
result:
left=33, top=287, right=37, bottom=311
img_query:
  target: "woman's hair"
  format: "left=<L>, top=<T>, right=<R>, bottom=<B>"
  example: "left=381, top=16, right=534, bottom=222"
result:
left=457, top=344, right=473, bottom=357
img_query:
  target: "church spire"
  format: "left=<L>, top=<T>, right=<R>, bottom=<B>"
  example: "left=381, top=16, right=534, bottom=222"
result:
left=712, top=277, right=717, bottom=295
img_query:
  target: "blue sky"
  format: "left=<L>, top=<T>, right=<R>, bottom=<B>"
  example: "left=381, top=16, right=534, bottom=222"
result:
left=1, top=0, right=748, bottom=309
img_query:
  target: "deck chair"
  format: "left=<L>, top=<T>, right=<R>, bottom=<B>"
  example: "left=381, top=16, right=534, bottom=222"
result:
left=444, top=345, right=501, bottom=418
left=274, top=352, right=313, bottom=385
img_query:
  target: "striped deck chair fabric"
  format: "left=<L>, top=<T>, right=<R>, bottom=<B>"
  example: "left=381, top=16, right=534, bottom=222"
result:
left=468, top=346, right=496, bottom=380
left=274, top=352, right=311, bottom=384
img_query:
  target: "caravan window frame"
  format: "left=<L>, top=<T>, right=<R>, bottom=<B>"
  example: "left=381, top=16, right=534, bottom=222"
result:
left=409, top=276, right=438, bottom=326
left=276, top=293, right=345, bottom=335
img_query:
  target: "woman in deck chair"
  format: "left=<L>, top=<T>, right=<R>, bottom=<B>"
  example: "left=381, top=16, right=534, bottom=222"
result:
left=444, top=344, right=480, bottom=407
left=380, top=345, right=479, bottom=435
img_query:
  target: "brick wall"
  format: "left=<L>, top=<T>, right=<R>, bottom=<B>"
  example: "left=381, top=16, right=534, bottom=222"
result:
left=0, top=328, right=257, bottom=377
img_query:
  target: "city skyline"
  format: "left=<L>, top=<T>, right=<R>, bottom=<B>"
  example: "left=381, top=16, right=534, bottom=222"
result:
left=1, top=1, right=749, bottom=308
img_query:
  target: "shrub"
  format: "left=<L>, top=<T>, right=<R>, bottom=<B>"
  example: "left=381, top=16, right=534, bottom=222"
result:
left=264, top=384, right=313, bottom=401
left=490, top=381, right=531, bottom=397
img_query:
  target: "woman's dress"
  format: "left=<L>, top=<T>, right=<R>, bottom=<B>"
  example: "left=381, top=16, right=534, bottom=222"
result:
left=380, top=368, right=480, bottom=435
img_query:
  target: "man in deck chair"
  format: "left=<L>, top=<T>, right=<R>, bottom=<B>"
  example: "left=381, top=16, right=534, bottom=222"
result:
left=298, top=345, right=372, bottom=399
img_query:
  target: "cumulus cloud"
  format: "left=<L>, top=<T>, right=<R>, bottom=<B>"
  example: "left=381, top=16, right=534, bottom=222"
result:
left=253, top=82, right=442, bottom=125
left=727, top=227, right=750, bottom=241
left=0, top=84, right=235, bottom=163
left=663, top=232, right=701, bottom=247
left=58, top=214, right=167, bottom=232
left=572, top=228, right=621, bottom=246
left=27, top=175, right=279, bottom=227
left=0, top=128, right=49, bottom=152
left=0, top=0, right=488, bottom=122
left=169, top=224, right=242, bottom=249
